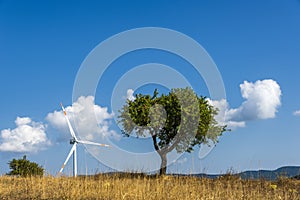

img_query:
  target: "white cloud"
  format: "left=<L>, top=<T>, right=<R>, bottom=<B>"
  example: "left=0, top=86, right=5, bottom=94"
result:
left=126, top=89, right=136, bottom=101
left=209, top=79, right=281, bottom=129
left=15, top=117, right=32, bottom=126
left=207, top=99, right=228, bottom=126
left=47, top=96, right=119, bottom=141
left=0, top=117, right=50, bottom=152
left=208, top=99, right=245, bottom=130
left=227, top=79, right=281, bottom=121
left=226, top=121, right=246, bottom=129
left=293, top=110, right=300, bottom=116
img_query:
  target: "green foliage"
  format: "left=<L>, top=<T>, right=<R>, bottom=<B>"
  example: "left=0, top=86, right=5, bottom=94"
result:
left=7, top=155, right=44, bottom=177
left=118, top=87, right=227, bottom=174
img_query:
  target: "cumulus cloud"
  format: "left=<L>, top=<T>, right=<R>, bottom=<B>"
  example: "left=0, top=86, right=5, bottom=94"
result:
left=293, top=110, right=300, bottom=116
left=126, top=89, right=136, bottom=101
left=209, top=79, right=281, bottom=129
left=0, top=117, right=50, bottom=152
left=47, top=96, right=119, bottom=141
left=208, top=99, right=246, bottom=130
left=227, top=79, right=281, bottom=121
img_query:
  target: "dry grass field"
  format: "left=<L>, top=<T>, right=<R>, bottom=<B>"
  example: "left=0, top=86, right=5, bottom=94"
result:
left=0, top=174, right=299, bottom=200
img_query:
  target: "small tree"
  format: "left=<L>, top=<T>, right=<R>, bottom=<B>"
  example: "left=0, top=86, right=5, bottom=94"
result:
left=7, top=155, right=44, bottom=177
left=119, top=87, right=227, bottom=175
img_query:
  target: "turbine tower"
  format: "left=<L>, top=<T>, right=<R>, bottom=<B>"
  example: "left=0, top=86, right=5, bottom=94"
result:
left=58, top=103, right=111, bottom=177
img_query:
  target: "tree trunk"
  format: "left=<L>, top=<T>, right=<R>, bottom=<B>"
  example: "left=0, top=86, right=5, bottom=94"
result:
left=151, top=135, right=168, bottom=175
left=159, top=152, right=167, bottom=175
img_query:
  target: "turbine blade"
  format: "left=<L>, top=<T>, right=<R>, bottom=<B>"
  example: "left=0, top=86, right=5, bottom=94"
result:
left=77, top=140, right=111, bottom=148
left=59, top=143, right=77, bottom=174
left=60, top=103, right=78, bottom=141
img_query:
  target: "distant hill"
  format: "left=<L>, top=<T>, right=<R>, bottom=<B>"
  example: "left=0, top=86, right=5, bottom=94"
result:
left=92, top=166, right=300, bottom=181
left=238, top=166, right=300, bottom=180
left=192, top=166, right=300, bottom=181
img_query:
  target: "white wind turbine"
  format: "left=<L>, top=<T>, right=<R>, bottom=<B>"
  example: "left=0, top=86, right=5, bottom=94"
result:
left=58, top=103, right=111, bottom=177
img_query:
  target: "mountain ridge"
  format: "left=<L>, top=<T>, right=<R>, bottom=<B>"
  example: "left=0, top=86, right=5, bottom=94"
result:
left=189, top=166, right=300, bottom=180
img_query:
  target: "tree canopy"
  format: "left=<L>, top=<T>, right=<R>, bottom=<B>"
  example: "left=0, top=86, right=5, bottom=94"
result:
left=118, top=87, right=226, bottom=175
left=7, top=155, right=44, bottom=177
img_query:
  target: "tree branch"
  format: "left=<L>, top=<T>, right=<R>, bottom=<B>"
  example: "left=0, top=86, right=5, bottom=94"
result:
left=152, top=135, right=160, bottom=152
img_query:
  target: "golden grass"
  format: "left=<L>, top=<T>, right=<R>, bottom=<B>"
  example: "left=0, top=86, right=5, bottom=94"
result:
left=0, top=174, right=299, bottom=200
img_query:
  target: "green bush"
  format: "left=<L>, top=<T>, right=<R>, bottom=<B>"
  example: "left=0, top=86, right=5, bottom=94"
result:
left=7, top=155, right=44, bottom=177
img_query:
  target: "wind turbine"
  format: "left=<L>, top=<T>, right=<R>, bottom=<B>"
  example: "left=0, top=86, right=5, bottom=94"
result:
left=58, top=103, right=111, bottom=177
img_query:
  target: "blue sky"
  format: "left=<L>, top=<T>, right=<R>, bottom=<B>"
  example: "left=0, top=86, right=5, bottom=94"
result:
left=0, top=0, right=300, bottom=175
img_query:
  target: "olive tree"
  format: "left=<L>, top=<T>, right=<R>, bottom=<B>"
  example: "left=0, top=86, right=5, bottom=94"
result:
left=118, top=87, right=226, bottom=175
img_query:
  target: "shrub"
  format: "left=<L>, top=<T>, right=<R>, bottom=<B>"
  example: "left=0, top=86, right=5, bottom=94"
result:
left=7, top=155, right=44, bottom=177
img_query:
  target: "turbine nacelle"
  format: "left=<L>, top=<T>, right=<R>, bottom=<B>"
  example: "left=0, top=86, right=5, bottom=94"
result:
left=70, top=138, right=76, bottom=144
